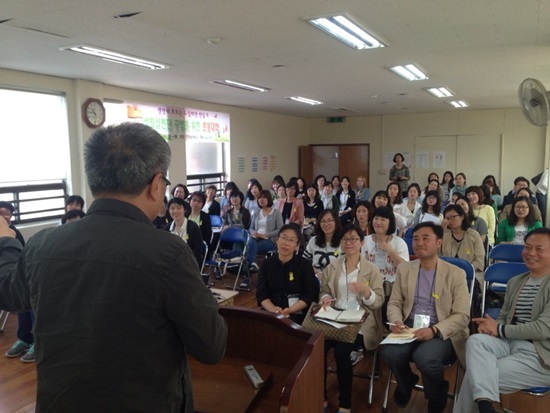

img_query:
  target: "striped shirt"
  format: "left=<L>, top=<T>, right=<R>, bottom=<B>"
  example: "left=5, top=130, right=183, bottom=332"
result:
left=513, top=277, right=543, bottom=324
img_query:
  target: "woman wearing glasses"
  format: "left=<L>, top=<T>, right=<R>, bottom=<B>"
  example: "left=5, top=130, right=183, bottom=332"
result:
left=440, top=204, right=485, bottom=280
left=319, top=223, right=384, bottom=413
left=303, top=209, right=342, bottom=277
left=256, top=224, right=317, bottom=325
left=412, top=190, right=443, bottom=226
left=497, top=196, right=542, bottom=245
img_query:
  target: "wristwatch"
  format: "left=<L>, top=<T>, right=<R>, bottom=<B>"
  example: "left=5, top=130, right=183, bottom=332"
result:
left=431, top=326, right=442, bottom=338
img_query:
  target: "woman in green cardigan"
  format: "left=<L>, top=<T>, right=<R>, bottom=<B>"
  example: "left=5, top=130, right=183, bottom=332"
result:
left=497, top=196, right=543, bottom=244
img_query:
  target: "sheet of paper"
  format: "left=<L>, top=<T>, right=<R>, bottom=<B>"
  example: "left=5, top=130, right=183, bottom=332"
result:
left=316, top=318, right=347, bottom=329
left=380, top=335, right=417, bottom=345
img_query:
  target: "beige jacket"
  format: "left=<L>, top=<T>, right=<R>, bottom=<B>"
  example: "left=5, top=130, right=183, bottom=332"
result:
left=320, top=255, right=384, bottom=350
left=440, top=228, right=485, bottom=281
left=387, top=259, right=470, bottom=366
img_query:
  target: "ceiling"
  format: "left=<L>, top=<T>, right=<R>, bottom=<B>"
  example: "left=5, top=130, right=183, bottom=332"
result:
left=2, top=0, right=550, bottom=118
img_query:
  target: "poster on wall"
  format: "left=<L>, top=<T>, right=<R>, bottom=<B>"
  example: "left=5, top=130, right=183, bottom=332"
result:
left=124, top=104, right=230, bottom=142
left=238, top=155, right=245, bottom=173
left=433, top=151, right=446, bottom=168
left=270, top=155, right=277, bottom=171
left=251, top=156, right=258, bottom=173
left=262, top=156, right=268, bottom=172
left=415, top=151, right=429, bottom=169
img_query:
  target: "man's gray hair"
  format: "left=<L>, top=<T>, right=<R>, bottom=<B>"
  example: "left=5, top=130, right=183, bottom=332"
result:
left=84, top=123, right=171, bottom=196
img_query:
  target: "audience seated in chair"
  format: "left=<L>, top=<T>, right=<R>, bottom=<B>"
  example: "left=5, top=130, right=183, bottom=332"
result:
left=246, top=190, right=283, bottom=272
left=164, top=197, right=203, bottom=264
left=319, top=223, right=384, bottom=413
left=256, top=224, right=317, bottom=325
left=202, top=184, right=221, bottom=216
left=454, top=228, right=550, bottom=413
left=303, top=209, right=342, bottom=279
left=382, top=222, right=470, bottom=413
left=186, top=191, right=212, bottom=252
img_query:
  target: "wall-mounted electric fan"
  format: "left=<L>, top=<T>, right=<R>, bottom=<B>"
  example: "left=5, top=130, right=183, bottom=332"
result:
left=518, top=78, right=550, bottom=127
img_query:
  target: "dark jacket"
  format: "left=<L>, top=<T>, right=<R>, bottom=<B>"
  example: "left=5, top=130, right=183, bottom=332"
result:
left=256, top=254, right=318, bottom=324
left=164, top=218, right=204, bottom=265
left=204, top=199, right=221, bottom=216
left=0, top=199, right=227, bottom=413
left=185, top=210, right=212, bottom=249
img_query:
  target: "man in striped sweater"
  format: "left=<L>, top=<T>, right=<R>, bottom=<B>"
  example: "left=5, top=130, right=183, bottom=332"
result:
left=454, top=228, right=550, bottom=413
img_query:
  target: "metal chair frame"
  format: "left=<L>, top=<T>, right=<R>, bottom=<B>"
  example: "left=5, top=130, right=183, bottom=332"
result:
left=204, top=227, right=250, bottom=291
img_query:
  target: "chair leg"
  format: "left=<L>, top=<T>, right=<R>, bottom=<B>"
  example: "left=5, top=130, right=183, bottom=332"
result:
left=0, top=310, right=9, bottom=333
left=368, top=350, right=377, bottom=407
left=382, top=368, right=392, bottom=412
left=453, top=363, right=461, bottom=405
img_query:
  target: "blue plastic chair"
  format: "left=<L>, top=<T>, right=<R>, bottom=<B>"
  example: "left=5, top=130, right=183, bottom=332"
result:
left=489, top=244, right=524, bottom=263
left=439, top=257, right=476, bottom=305
left=403, top=237, right=415, bottom=259
left=205, top=227, right=250, bottom=291
left=481, top=262, right=528, bottom=318
left=404, top=226, right=415, bottom=239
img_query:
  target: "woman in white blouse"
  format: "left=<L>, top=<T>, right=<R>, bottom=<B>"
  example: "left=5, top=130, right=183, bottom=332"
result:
left=362, top=206, right=409, bottom=323
left=394, top=183, right=422, bottom=228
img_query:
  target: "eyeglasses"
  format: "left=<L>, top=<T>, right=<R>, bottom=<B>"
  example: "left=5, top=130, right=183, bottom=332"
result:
left=320, top=219, right=335, bottom=224
left=514, top=205, right=529, bottom=210
left=278, top=235, right=299, bottom=244
left=150, top=173, right=171, bottom=186
left=446, top=215, right=460, bottom=220
left=342, top=237, right=361, bottom=244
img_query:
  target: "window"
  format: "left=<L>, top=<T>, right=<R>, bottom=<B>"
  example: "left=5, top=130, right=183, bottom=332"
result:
left=0, top=88, right=71, bottom=223
left=104, top=101, right=230, bottom=194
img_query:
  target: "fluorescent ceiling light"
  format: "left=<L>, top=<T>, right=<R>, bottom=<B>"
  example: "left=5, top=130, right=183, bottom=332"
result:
left=305, top=14, right=384, bottom=50
left=390, top=64, right=429, bottom=81
left=288, top=96, right=324, bottom=105
left=211, top=80, right=269, bottom=92
left=425, top=87, right=454, bottom=98
left=60, top=45, right=170, bottom=70
left=447, top=100, right=469, bottom=108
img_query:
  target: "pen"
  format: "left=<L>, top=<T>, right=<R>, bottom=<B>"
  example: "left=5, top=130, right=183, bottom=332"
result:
left=386, top=322, right=407, bottom=329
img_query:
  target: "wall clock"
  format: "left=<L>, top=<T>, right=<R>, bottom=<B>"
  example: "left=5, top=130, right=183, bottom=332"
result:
left=82, top=98, right=106, bottom=128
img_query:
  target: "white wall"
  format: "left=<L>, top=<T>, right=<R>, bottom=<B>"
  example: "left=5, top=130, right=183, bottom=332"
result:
left=308, top=110, right=546, bottom=195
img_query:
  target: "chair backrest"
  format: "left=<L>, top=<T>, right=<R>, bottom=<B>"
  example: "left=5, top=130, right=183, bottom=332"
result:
left=404, top=226, right=415, bottom=239
left=403, top=237, right=414, bottom=257
left=481, top=262, right=529, bottom=316
left=484, top=262, right=528, bottom=284
left=220, top=226, right=249, bottom=245
left=489, top=244, right=524, bottom=263
left=210, top=214, right=223, bottom=228
left=439, top=256, right=476, bottom=305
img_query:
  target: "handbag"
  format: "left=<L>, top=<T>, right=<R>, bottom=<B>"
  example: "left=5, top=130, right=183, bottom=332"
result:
left=302, top=303, right=367, bottom=343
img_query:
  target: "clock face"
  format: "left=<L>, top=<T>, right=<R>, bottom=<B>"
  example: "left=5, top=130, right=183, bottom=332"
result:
left=83, top=99, right=106, bottom=128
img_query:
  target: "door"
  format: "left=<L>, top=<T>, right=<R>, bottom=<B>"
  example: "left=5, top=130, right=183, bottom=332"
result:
left=339, top=145, right=370, bottom=187
left=299, top=146, right=313, bottom=184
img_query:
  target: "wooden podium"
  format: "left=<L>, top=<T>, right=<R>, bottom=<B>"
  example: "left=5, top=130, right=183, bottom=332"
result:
left=189, top=306, right=324, bottom=412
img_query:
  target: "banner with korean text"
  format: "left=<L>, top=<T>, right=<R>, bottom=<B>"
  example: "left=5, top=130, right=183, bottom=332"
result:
left=125, top=104, right=230, bottom=142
